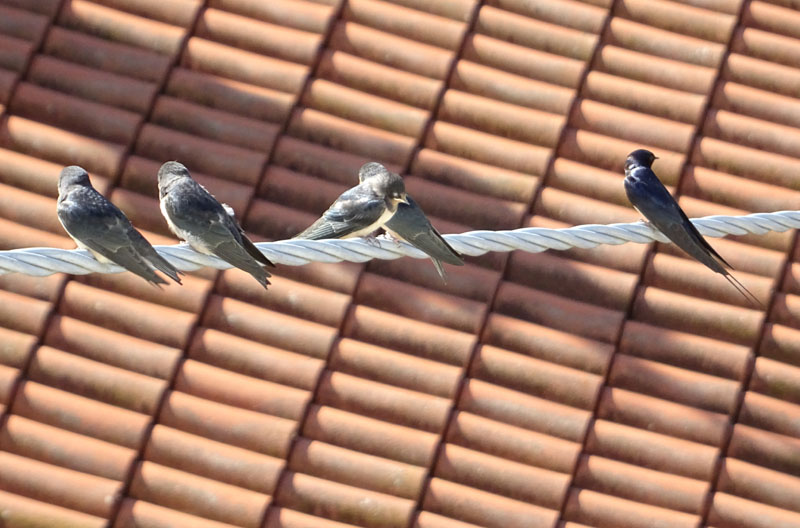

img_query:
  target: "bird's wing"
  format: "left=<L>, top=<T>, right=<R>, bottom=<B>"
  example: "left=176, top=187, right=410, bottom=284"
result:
left=59, top=197, right=167, bottom=284
left=165, top=188, right=270, bottom=287
left=295, top=190, right=386, bottom=240
left=222, top=203, right=274, bottom=267
left=385, top=199, right=463, bottom=266
left=629, top=177, right=729, bottom=273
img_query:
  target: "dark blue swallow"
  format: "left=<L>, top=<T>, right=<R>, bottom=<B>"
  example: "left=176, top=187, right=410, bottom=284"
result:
left=383, top=195, right=463, bottom=282
left=624, top=149, right=761, bottom=307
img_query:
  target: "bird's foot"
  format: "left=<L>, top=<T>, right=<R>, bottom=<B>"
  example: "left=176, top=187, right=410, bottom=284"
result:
left=379, top=231, right=402, bottom=247
left=362, top=232, right=382, bottom=247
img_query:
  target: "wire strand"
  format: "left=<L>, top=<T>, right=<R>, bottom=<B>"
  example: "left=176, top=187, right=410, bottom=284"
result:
left=1, top=210, right=798, bottom=276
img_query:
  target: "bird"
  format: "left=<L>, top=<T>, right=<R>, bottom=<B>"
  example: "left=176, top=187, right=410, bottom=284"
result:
left=293, top=162, right=409, bottom=240
left=623, top=148, right=761, bottom=307
left=57, top=165, right=182, bottom=286
left=383, top=195, right=463, bottom=282
left=157, top=161, right=273, bottom=289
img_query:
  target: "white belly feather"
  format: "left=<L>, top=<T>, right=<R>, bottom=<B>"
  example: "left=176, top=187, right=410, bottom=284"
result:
left=342, top=206, right=396, bottom=239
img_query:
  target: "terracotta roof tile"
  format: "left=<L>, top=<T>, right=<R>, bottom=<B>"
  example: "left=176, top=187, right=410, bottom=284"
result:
left=447, top=410, right=581, bottom=474
left=114, top=498, right=243, bottom=528
left=450, top=60, right=574, bottom=115
left=564, top=487, right=701, bottom=527
left=473, top=345, right=603, bottom=410
left=198, top=8, right=322, bottom=65
left=12, top=380, right=150, bottom=449
left=483, top=313, right=613, bottom=374
left=435, top=443, right=570, bottom=509
left=344, top=305, right=476, bottom=365
left=160, top=390, right=297, bottom=458
left=707, top=491, right=800, bottom=528
left=345, top=0, right=468, bottom=50
left=0, top=450, right=121, bottom=518
left=331, top=338, right=461, bottom=398
left=0, top=4, right=48, bottom=43
left=0, top=489, right=106, bottom=528
left=304, top=404, right=439, bottom=466
left=128, top=461, right=269, bottom=527
left=610, top=353, right=739, bottom=413
left=208, top=0, right=336, bottom=33
left=1, top=414, right=133, bottom=484
left=575, top=453, right=709, bottom=513
left=304, top=79, right=429, bottom=138
left=58, top=0, right=188, bottom=55
left=718, top=457, right=800, bottom=514
left=60, top=282, right=195, bottom=348
left=146, top=424, right=284, bottom=495
left=203, top=294, right=337, bottom=358
left=423, top=477, right=559, bottom=528
left=317, top=370, right=451, bottom=432
left=278, top=471, right=414, bottom=527
left=597, top=386, right=730, bottom=445
left=592, top=418, right=721, bottom=480
left=615, top=0, right=738, bottom=41
left=265, top=506, right=361, bottom=528
left=290, top=437, right=426, bottom=499
left=43, top=26, right=170, bottom=82
left=460, top=379, right=592, bottom=442
left=29, top=345, right=165, bottom=414
left=0, top=34, right=34, bottom=73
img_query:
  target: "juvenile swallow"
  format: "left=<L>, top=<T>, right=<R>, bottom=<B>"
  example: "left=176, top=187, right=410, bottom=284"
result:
left=624, top=149, right=760, bottom=306
left=383, top=195, right=463, bottom=281
left=157, top=161, right=273, bottom=289
left=57, top=165, right=181, bottom=286
left=293, top=162, right=409, bottom=240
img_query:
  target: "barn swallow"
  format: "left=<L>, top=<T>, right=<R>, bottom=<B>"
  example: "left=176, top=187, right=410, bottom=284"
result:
left=157, top=161, right=273, bottom=289
left=383, top=195, right=463, bottom=281
left=624, top=149, right=761, bottom=306
left=57, top=166, right=181, bottom=286
left=293, top=162, right=409, bottom=240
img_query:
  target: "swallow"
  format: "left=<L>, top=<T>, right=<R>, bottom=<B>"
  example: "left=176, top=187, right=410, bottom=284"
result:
left=383, top=195, right=463, bottom=281
left=57, top=165, right=181, bottom=286
left=157, top=161, right=273, bottom=289
left=624, top=149, right=761, bottom=306
left=293, top=162, right=409, bottom=240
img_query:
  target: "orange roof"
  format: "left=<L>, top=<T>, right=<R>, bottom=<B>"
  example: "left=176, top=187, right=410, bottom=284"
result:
left=0, top=0, right=799, bottom=527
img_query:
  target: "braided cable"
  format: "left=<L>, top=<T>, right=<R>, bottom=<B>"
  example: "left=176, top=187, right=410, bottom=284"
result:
left=1, top=210, right=798, bottom=277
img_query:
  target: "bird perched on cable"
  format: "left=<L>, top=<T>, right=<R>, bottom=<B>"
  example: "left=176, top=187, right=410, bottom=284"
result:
left=57, top=165, right=181, bottom=286
left=294, top=162, right=409, bottom=240
left=157, top=161, right=273, bottom=289
left=623, top=149, right=760, bottom=306
left=383, top=195, right=463, bottom=281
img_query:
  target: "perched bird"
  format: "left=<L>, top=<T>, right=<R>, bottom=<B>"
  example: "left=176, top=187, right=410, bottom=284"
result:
left=57, top=165, right=181, bottom=286
left=294, top=162, right=409, bottom=240
left=383, top=195, right=463, bottom=281
left=624, top=149, right=760, bottom=306
left=157, top=161, right=273, bottom=289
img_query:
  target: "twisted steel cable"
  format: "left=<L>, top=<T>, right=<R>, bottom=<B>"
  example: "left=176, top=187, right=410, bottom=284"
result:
left=0, top=210, right=798, bottom=277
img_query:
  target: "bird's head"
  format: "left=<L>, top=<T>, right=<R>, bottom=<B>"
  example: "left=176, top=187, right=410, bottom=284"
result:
left=625, top=149, right=658, bottom=172
left=58, top=166, right=92, bottom=195
left=360, top=162, right=409, bottom=209
left=157, top=161, right=192, bottom=194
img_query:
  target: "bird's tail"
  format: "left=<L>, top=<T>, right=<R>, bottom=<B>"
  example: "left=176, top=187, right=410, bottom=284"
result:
left=724, top=272, right=763, bottom=309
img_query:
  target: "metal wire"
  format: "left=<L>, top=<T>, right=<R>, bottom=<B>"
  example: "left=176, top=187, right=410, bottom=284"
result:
left=1, top=210, right=798, bottom=277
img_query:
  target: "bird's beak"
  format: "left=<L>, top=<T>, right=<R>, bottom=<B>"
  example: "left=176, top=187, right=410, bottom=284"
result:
left=654, top=155, right=660, bottom=160
left=399, top=194, right=410, bottom=205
